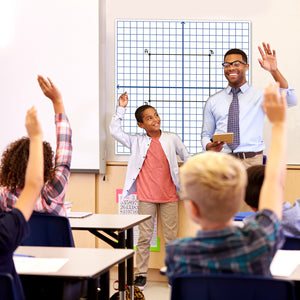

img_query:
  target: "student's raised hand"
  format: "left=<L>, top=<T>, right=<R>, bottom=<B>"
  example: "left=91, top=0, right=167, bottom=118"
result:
left=119, top=92, right=128, bottom=108
left=38, top=75, right=62, bottom=102
left=263, top=82, right=287, bottom=124
left=258, top=42, right=278, bottom=72
left=37, top=75, right=65, bottom=114
left=25, top=106, right=43, bottom=139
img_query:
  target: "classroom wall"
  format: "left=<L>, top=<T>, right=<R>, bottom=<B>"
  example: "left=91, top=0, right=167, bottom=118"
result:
left=69, top=0, right=300, bottom=269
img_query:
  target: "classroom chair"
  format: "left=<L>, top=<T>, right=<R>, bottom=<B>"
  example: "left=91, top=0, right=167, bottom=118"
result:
left=19, top=213, right=84, bottom=299
left=21, top=212, right=75, bottom=247
left=281, top=236, right=300, bottom=250
left=0, top=272, right=18, bottom=300
left=171, top=273, right=296, bottom=300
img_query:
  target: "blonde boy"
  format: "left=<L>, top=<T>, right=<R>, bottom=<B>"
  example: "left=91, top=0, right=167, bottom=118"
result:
left=166, top=82, right=287, bottom=282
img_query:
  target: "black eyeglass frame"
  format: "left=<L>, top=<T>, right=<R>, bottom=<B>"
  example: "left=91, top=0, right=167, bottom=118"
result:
left=222, top=60, right=247, bottom=68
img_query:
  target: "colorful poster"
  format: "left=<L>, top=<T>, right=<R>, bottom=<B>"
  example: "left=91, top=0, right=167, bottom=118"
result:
left=117, top=189, right=159, bottom=251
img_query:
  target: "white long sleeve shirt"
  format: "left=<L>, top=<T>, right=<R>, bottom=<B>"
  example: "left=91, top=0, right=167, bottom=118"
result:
left=110, top=106, right=190, bottom=199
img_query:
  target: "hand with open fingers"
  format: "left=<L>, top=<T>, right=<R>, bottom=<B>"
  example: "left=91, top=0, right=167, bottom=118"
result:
left=258, top=42, right=278, bottom=72
left=25, top=106, right=43, bottom=139
left=263, top=82, right=287, bottom=124
left=37, top=74, right=62, bottom=103
left=119, top=92, right=128, bottom=108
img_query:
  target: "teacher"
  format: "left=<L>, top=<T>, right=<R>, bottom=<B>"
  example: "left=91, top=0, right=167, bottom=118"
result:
left=201, top=42, right=297, bottom=168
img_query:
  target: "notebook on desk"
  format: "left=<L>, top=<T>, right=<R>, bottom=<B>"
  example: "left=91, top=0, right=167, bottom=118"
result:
left=67, top=212, right=92, bottom=218
left=270, top=250, right=300, bottom=277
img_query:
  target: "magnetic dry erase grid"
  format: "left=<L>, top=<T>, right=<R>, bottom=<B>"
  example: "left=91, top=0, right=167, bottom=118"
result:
left=115, top=20, right=250, bottom=155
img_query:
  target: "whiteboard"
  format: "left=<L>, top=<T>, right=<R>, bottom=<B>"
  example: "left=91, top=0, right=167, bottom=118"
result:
left=0, top=0, right=100, bottom=172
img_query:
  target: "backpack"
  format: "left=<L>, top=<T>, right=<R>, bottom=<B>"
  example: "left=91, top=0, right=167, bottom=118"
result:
left=110, top=286, right=145, bottom=300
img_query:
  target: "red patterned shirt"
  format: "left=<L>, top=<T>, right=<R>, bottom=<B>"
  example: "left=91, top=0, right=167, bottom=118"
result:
left=0, top=113, right=72, bottom=216
left=137, top=137, right=178, bottom=203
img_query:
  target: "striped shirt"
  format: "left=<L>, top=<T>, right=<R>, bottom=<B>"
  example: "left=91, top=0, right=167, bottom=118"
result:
left=0, top=113, right=72, bottom=216
left=165, top=209, right=284, bottom=283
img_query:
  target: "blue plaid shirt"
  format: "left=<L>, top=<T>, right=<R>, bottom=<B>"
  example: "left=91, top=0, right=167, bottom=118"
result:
left=165, top=209, right=284, bottom=283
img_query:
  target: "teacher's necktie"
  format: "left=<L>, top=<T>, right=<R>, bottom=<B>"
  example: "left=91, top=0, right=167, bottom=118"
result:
left=227, top=87, right=241, bottom=150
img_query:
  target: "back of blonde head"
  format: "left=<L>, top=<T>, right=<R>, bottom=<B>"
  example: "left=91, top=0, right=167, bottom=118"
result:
left=179, top=152, right=247, bottom=224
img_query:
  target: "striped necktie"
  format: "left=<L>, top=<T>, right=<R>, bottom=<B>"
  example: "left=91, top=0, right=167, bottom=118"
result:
left=227, top=87, right=241, bottom=150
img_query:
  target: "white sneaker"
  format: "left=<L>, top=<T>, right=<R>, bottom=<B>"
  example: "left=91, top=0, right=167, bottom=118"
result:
left=160, top=266, right=167, bottom=275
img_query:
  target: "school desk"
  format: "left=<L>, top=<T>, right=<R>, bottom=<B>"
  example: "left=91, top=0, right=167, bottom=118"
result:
left=69, top=213, right=151, bottom=300
left=14, top=246, right=134, bottom=300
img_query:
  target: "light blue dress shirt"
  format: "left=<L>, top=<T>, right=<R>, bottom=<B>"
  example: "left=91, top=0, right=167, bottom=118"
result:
left=201, top=83, right=298, bottom=153
left=244, top=200, right=300, bottom=238
left=110, top=106, right=190, bottom=199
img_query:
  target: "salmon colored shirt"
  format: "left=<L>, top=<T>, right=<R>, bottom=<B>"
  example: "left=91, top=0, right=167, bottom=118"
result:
left=136, top=137, right=178, bottom=203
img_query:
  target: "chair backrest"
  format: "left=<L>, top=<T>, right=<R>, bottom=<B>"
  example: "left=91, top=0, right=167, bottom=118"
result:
left=171, top=273, right=296, bottom=300
left=0, top=272, right=17, bottom=300
left=281, top=236, right=300, bottom=250
left=21, top=212, right=75, bottom=247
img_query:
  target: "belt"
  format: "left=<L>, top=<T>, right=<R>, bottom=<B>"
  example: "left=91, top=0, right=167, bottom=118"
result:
left=230, top=150, right=263, bottom=159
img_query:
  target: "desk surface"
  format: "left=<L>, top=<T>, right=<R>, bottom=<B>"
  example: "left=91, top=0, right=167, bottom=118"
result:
left=271, top=250, right=300, bottom=281
left=69, top=214, right=151, bottom=231
left=15, top=246, right=134, bottom=279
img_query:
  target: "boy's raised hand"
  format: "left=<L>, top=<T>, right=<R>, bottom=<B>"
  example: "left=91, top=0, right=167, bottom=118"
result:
left=25, top=106, right=43, bottom=140
left=259, top=82, right=287, bottom=219
left=263, top=82, right=287, bottom=124
left=37, top=75, right=65, bottom=114
left=119, top=92, right=128, bottom=108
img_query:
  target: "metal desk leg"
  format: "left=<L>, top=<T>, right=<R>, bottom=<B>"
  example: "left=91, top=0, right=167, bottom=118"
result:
left=87, top=277, right=98, bottom=300
left=118, top=231, right=126, bottom=300
left=127, top=228, right=134, bottom=300
left=99, top=271, right=110, bottom=300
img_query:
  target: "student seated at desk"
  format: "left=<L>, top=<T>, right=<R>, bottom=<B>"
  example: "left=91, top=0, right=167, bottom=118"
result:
left=0, top=75, right=72, bottom=216
left=165, top=82, right=287, bottom=283
left=0, top=107, right=43, bottom=300
left=245, top=164, right=300, bottom=237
